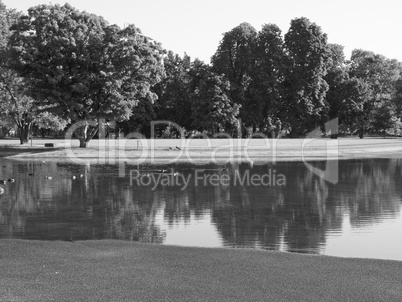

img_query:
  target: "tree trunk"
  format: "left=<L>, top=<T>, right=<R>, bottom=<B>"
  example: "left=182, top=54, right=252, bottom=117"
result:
left=18, top=123, right=31, bottom=145
left=77, top=121, right=99, bottom=148
left=359, top=126, right=364, bottom=139
left=258, top=122, right=266, bottom=135
left=79, top=124, right=90, bottom=148
left=276, top=124, right=282, bottom=138
left=79, top=138, right=88, bottom=148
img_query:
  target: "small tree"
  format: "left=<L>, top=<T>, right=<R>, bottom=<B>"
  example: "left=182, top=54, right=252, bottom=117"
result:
left=0, top=70, right=35, bottom=143
left=36, top=111, right=69, bottom=135
left=0, top=3, right=36, bottom=144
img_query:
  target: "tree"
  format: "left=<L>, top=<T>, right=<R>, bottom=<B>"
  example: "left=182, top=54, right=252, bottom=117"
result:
left=0, top=3, right=34, bottom=144
left=338, top=77, right=370, bottom=136
left=369, top=102, right=398, bottom=135
left=249, top=23, right=286, bottom=136
left=211, top=23, right=257, bottom=133
left=0, top=71, right=33, bottom=143
left=394, top=69, right=402, bottom=118
left=348, top=49, right=401, bottom=137
left=191, top=69, right=240, bottom=135
left=0, top=68, right=68, bottom=142
left=8, top=3, right=165, bottom=147
left=117, top=97, right=156, bottom=137
left=36, top=111, right=69, bottom=134
left=284, top=17, right=329, bottom=137
left=324, top=44, right=349, bottom=121
left=154, top=51, right=192, bottom=130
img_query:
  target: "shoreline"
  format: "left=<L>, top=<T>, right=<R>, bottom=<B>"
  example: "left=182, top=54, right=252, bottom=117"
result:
left=1, top=239, right=401, bottom=301
left=1, top=138, right=402, bottom=164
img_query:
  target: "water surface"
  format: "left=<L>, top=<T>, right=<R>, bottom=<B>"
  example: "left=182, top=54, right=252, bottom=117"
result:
left=0, top=158, right=401, bottom=261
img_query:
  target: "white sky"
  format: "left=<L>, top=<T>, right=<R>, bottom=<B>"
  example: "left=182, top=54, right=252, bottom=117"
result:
left=3, top=0, right=402, bottom=63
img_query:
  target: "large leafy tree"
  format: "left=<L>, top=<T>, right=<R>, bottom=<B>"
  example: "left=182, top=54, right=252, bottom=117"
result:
left=211, top=23, right=257, bottom=132
left=249, top=23, right=286, bottom=136
left=8, top=3, right=164, bottom=147
left=348, top=49, right=401, bottom=137
left=284, top=17, right=329, bottom=137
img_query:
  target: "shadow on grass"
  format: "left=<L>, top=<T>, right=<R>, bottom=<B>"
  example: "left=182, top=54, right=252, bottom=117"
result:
left=0, top=145, right=65, bottom=158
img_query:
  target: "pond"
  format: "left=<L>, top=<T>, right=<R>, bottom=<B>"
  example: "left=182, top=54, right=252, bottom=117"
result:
left=0, top=158, right=401, bottom=261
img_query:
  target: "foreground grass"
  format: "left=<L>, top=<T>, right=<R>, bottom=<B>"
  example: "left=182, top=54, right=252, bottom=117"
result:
left=1, top=240, right=401, bottom=302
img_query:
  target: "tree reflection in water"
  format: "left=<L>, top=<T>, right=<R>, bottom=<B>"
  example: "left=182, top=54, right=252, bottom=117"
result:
left=0, top=159, right=401, bottom=258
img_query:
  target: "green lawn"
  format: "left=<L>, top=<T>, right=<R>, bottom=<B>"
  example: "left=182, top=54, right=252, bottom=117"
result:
left=1, top=240, right=401, bottom=302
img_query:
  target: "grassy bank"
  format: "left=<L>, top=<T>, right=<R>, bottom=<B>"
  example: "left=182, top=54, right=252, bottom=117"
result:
left=0, top=240, right=401, bottom=302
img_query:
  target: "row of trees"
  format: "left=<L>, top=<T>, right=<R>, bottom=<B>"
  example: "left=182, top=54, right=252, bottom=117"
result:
left=1, top=3, right=402, bottom=147
left=152, top=21, right=402, bottom=138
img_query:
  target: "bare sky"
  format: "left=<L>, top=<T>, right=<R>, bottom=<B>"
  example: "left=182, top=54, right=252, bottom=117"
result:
left=4, top=0, right=402, bottom=63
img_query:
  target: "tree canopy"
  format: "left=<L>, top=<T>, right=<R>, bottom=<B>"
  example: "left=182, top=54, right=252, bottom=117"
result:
left=7, top=3, right=165, bottom=146
left=283, top=17, right=329, bottom=136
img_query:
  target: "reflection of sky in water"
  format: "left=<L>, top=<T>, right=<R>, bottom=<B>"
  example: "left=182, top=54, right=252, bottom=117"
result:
left=155, top=210, right=223, bottom=247
left=150, top=203, right=402, bottom=261
left=322, top=211, right=402, bottom=261
left=1, top=158, right=402, bottom=261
